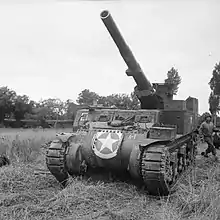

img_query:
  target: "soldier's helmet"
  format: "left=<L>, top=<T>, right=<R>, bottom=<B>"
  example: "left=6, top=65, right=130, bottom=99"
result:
left=205, top=113, right=212, bottom=119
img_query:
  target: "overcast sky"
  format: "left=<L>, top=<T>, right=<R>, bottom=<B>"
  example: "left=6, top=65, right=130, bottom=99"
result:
left=0, top=0, right=219, bottom=114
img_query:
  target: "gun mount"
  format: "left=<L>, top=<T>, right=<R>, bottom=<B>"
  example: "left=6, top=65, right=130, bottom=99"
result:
left=100, top=10, right=163, bottom=109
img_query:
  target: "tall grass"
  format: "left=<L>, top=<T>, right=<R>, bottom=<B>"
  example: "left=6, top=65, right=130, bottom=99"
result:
left=0, top=128, right=220, bottom=220
left=0, top=128, right=71, bottom=164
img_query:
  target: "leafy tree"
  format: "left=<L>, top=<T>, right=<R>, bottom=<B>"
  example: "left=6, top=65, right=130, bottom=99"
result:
left=164, top=67, right=181, bottom=95
left=208, top=62, right=220, bottom=116
left=29, top=107, right=49, bottom=120
left=76, top=89, right=141, bottom=110
left=209, top=62, right=220, bottom=96
left=97, top=96, right=109, bottom=106
left=13, top=95, right=32, bottom=122
left=0, top=87, right=16, bottom=124
left=40, top=98, right=66, bottom=120
left=105, top=94, right=131, bottom=109
left=77, top=89, right=99, bottom=105
left=209, top=93, right=219, bottom=115
left=102, top=93, right=140, bottom=109
left=130, top=91, right=140, bottom=110
left=65, top=99, right=82, bottom=120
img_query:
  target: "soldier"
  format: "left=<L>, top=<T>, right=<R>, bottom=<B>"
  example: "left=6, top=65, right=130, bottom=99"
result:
left=199, top=113, right=219, bottom=159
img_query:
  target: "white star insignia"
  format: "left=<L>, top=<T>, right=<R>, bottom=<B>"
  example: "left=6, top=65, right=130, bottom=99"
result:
left=97, top=133, right=119, bottom=153
left=92, top=131, right=123, bottom=159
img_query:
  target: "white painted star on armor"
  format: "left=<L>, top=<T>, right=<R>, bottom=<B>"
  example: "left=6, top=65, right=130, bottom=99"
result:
left=97, top=133, right=119, bottom=153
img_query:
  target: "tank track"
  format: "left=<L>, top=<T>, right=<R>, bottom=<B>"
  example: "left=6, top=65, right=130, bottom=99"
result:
left=140, top=137, right=196, bottom=196
left=46, top=140, right=68, bottom=187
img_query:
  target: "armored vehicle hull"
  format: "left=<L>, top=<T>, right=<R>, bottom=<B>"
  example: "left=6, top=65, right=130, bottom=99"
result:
left=46, top=109, right=198, bottom=196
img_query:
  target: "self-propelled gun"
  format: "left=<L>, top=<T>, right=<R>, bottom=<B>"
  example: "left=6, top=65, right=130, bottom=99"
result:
left=46, top=10, right=199, bottom=196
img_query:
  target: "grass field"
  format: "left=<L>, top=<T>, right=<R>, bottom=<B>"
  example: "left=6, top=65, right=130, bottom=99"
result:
left=0, top=128, right=220, bottom=220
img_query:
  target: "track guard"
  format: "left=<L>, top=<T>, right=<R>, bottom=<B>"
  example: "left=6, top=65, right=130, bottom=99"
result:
left=128, top=140, right=171, bottom=183
left=56, top=132, right=76, bottom=142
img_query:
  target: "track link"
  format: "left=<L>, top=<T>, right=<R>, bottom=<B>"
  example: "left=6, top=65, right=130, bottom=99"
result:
left=140, top=142, right=196, bottom=196
left=46, top=140, right=68, bottom=186
left=140, top=146, right=171, bottom=196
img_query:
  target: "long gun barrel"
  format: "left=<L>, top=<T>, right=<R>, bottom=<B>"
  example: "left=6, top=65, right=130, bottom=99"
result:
left=100, top=10, right=154, bottom=92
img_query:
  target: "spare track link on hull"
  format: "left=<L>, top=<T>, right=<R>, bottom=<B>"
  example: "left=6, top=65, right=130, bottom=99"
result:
left=140, top=143, right=195, bottom=196
left=46, top=140, right=68, bottom=187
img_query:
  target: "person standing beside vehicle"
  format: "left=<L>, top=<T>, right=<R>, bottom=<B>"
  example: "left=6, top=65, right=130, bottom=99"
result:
left=199, top=114, right=219, bottom=159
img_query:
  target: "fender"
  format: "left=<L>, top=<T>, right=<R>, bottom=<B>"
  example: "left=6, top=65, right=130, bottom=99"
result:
left=56, top=132, right=77, bottom=143
left=138, top=139, right=171, bottom=151
left=128, top=139, right=171, bottom=180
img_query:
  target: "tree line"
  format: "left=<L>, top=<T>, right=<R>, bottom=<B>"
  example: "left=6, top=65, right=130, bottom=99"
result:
left=0, top=67, right=181, bottom=128
left=1, top=63, right=219, bottom=128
